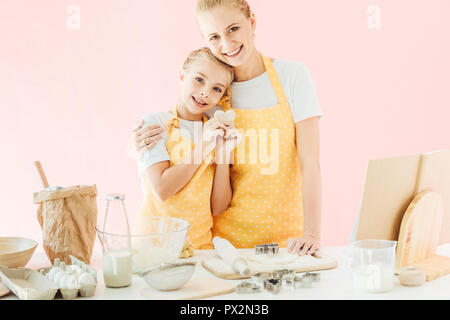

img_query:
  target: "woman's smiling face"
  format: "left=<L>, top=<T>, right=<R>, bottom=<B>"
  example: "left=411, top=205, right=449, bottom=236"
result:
left=196, top=5, right=256, bottom=68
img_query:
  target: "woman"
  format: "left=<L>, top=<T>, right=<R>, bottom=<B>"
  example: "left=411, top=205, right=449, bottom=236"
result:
left=132, top=0, right=322, bottom=255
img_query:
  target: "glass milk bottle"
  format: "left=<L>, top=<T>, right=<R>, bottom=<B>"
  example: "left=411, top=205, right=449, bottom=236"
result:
left=100, top=194, right=132, bottom=288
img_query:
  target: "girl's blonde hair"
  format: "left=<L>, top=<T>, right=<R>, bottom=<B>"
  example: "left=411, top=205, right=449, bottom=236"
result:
left=196, top=0, right=252, bottom=18
left=183, top=47, right=234, bottom=95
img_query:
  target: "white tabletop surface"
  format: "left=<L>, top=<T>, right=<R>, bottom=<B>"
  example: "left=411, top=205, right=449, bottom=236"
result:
left=2, top=245, right=450, bottom=300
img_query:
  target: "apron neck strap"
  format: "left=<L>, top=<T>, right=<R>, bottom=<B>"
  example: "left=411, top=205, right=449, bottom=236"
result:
left=261, top=55, right=289, bottom=107
left=220, top=54, right=288, bottom=109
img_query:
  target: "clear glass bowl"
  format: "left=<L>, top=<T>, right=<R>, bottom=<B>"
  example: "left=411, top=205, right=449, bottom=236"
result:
left=96, top=216, right=190, bottom=274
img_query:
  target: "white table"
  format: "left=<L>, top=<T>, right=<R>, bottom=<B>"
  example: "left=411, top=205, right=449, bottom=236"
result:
left=2, top=246, right=450, bottom=300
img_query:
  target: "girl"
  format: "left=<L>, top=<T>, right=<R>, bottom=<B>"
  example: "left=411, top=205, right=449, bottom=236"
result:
left=135, top=47, right=240, bottom=249
left=133, top=0, right=323, bottom=256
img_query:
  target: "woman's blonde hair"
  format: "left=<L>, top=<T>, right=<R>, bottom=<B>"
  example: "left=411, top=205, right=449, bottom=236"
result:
left=183, top=47, right=234, bottom=96
left=196, top=0, right=252, bottom=18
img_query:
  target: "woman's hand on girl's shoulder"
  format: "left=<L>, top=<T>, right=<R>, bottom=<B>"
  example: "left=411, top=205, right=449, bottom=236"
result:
left=131, top=119, right=164, bottom=155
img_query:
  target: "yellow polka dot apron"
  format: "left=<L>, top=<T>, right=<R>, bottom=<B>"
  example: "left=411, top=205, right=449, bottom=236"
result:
left=213, top=55, right=304, bottom=248
left=138, top=109, right=214, bottom=249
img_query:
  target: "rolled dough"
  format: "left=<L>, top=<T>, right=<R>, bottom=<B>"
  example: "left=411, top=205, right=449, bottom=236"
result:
left=247, top=252, right=299, bottom=265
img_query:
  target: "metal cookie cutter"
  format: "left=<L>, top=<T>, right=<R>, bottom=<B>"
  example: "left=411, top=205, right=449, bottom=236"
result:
left=255, top=244, right=267, bottom=255
left=293, top=275, right=313, bottom=289
left=236, top=281, right=261, bottom=294
left=273, top=269, right=295, bottom=280
left=284, top=278, right=295, bottom=291
left=304, top=272, right=320, bottom=282
left=301, top=275, right=313, bottom=288
left=267, top=243, right=279, bottom=255
left=294, top=276, right=303, bottom=289
left=254, top=243, right=279, bottom=255
left=264, top=278, right=281, bottom=294
left=251, top=272, right=272, bottom=285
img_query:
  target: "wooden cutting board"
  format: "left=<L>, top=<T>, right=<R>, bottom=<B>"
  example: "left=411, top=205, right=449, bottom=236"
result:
left=396, top=191, right=450, bottom=281
left=0, top=280, right=10, bottom=297
left=202, top=250, right=337, bottom=279
left=355, top=150, right=450, bottom=245
left=141, top=277, right=234, bottom=300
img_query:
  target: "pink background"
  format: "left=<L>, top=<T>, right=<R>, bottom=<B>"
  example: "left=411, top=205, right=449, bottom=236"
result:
left=1, top=0, right=449, bottom=253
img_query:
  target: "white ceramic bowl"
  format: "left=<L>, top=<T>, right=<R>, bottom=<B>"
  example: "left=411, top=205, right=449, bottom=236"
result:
left=0, top=237, right=38, bottom=268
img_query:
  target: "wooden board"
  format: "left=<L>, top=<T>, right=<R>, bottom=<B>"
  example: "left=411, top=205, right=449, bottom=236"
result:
left=414, top=150, right=450, bottom=245
left=408, top=255, right=450, bottom=281
left=396, top=191, right=450, bottom=281
left=202, top=250, right=337, bottom=279
left=141, top=277, right=234, bottom=300
left=355, top=150, right=450, bottom=245
left=355, top=154, right=420, bottom=241
left=0, top=280, right=10, bottom=297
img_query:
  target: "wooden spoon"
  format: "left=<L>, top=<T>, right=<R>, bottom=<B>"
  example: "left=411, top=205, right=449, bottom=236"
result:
left=33, top=161, right=49, bottom=188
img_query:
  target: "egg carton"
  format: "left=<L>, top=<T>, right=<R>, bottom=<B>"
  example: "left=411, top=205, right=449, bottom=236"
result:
left=39, top=255, right=97, bottom=299
left=0, top=267, right=58, bottom=300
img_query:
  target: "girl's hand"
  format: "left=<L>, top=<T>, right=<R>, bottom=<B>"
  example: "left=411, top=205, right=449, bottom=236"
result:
left=132, top=120, right=164, bottom=154
left=287, top=234, right=320, bottom=256
left=202, top=118, right=228, bottom=160
left=215, top=126, right=242, bottom=164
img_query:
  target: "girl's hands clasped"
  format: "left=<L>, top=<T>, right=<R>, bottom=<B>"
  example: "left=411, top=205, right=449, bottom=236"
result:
left=201, top=118, right=228, bottom=162
left=215, top=126, right=242, bottom=164
left=202, top=115, right=242, bottom=165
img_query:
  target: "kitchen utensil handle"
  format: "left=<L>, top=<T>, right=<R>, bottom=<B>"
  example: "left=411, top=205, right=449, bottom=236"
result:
left=34, top=161, right=49, bottom=188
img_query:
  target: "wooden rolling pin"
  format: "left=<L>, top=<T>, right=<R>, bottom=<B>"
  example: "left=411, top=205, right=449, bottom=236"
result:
left=212, top=236, right=250, bottom=276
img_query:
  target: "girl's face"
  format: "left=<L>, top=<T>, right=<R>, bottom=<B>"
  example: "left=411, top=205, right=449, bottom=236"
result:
left=180, top=59, right=230, bottom=116
left=196, top=5, right=256, bottom=67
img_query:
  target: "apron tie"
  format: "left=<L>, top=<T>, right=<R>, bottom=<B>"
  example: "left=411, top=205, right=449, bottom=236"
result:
left=167, top=117, right=179, bottom=129
left=218, top=93, right=231, bottom=108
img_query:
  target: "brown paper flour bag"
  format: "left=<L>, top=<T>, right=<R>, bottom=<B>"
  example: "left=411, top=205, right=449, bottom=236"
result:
left=33, top=185, right=98, bottom=265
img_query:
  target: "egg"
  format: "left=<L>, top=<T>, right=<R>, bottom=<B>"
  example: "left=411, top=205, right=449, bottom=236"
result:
left=79, top=272, right=96, bottom=287
left=61, top=275, right=78, bottom=290
left=47, top=267, right=61, bottom=282
left=53, top=270, right=65, bottom=285
left=59, top=274, right=69, bottom=288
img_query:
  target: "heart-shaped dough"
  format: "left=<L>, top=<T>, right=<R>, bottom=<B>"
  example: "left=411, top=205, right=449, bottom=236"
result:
left=214, top=110, right=236, bottom=123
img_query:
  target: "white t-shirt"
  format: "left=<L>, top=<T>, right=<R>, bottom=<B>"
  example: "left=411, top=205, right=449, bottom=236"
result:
left=137, top=59, right=322, bottom=185
left=137, top=112, right=202, bottom=175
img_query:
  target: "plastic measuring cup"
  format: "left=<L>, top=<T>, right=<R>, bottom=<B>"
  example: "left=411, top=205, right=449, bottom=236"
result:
left=348, top=239, right=397, bottom=293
